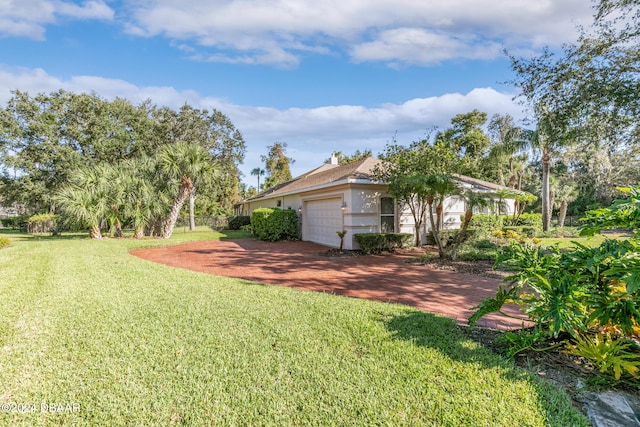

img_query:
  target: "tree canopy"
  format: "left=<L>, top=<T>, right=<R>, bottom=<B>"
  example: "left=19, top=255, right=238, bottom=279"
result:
left=261, top=142, right=294, bottom=190
left=0, top=90, right=244, bottom=213
left=0, top=90, right=245, bottom=238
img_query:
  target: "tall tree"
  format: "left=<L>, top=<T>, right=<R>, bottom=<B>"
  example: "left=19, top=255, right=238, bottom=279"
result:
left=435, top=110, right=491, bottom=179
left=0, top=91, right=244, bottom=220
left=158, top=143, right=218, bottom=239
left=0, top=90, right=155, bottom=213
left=261, top=142, right=294, bottom=189
left=486, top=114, right=533, bottom=189
left=251, top=167, right=265, bottom=191
left=373, top=139, right=457, bottom=247
left=509, top=0, right=640, bottom=227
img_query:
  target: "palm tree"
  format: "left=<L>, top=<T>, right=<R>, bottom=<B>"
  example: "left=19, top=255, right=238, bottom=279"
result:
left=487, top=114, right=532, bottom=190
left=251, top=167, right=265, bottom=192
left=554, top=182, right=578, bottom=228
left=158, top=143, right=218, bottom=239
left=55, top=165, right=111, bottom=239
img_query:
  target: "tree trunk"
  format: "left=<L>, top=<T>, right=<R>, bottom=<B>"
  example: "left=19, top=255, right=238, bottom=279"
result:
left=189, top=188, right=197, bottom=231
left=451, top=209, right=473, bottom=260
left=414, top=222, right=422, bottom=247
left=134, top=227, right=144, bottom=239
left=162, top=176, right=193, bottom=239
left=114, top=220, right=123, bottom=238
left=558, top=200, right=568, bottom=228
left=428, top=203, right=446, bottom=258
left=89, top=224, right=102, bottom=239
left=436, top=202, right=443, bottom=231
left=541, top=146, right=551, bottom=232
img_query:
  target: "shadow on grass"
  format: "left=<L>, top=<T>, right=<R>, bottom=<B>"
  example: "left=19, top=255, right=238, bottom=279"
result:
left=0, top=229, right=91, bottom=241
left=385, top=310, right=507, bottom=366
left=384, top=309, right=586, bottom=425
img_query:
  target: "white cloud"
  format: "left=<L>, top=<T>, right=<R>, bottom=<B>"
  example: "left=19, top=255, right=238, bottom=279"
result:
left=54, top=0, right=114, bottom=20
left=122, top=0, right=593, bottom=66
left=351, top=28, right=502, bottom=65
left=0, top=65, right=526, bottom=179
left=0, top=0, right=114, bottom=39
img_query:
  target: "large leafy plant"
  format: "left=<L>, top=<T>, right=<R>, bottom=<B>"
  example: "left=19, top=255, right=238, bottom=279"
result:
left=470, top=186, right=640, bottom=382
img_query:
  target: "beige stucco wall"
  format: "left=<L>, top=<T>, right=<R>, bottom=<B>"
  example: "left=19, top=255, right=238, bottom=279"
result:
left=241, top=184, right=515, bottom=249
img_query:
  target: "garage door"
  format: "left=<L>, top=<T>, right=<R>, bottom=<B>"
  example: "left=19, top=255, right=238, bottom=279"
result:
left=305, top=198, right=343, bottom=247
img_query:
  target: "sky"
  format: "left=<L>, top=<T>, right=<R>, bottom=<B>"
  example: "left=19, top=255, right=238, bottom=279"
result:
left=0, top=0, right=595, bottom=186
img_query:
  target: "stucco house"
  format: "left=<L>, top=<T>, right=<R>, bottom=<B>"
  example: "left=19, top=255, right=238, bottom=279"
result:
left=238, top=156, right=516, bottom=250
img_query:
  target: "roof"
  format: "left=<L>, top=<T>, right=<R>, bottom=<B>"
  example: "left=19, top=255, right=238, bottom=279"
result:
left=245, top=157, right=383, bottom=201
left=453, top=174, right=523, bottom=193
left=244, top=157, right=518, bottom=202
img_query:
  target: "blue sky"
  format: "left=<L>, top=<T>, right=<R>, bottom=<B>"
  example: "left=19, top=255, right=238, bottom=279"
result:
left=0, top=1, right=594, bottom=185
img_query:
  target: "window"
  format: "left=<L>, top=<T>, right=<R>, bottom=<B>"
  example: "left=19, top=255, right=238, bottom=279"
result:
left=380, top=197, right=395, bottom=233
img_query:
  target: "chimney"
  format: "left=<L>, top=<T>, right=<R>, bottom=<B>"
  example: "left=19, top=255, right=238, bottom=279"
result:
left=330, top=153, right=339, bottom=165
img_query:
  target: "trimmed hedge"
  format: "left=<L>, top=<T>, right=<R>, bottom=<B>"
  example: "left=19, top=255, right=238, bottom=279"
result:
left=467, top=214, right=503, bottom=230
left=354, top=233, right=412, bottom=255
left=228, top=215, right=251, bottom=230
left=466, top=214, right=503, bottom=238
left=251, top=208, right=299, bottom=242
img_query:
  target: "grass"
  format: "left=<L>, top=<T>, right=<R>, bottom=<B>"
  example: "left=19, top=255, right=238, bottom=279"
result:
left=0, top=229, right=588, bottom=426
left=535, top=232, right=629, bottom=249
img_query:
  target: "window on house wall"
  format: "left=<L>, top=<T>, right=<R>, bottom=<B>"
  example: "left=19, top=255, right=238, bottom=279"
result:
left=380, top=197, right=395, bottom=233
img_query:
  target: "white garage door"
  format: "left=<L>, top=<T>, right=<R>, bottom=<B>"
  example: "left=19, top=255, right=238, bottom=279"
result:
left=305, top=198, right=343, bottom=247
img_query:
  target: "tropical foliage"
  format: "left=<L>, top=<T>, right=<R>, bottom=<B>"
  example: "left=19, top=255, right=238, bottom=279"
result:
left=470, top=187, right=640, bottom=382
left=0, top=90, right=245, bottom=217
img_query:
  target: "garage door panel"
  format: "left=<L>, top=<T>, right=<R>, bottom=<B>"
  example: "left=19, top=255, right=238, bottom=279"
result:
left=306, top=198, right=342, bottom=247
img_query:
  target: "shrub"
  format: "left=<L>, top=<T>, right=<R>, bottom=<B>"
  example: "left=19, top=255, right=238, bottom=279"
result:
left=251, top=208, right=299, bottom=242
left=504, top=213, right=542, bottom=233
left=25, top=213, right=57, bottom=234
left=228, top=215, right=251, bottom=230
left=0, top=216, right=22, bottom=229
left=452, top=239, right=501, bottom=261
left=354, top=233, right=412, bottom=255
left=425, top=229, right=471, bottom=246
left=470, top=188, right=640, bottom=383
left=502, top=226, right=537, bottom=238
left=467, top=214, right=503, bottom=238
left=0, top=237, right=10, bottom=249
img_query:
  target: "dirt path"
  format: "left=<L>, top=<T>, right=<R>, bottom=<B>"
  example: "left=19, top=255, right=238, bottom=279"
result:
left=130, top=238, right=527, bottom=330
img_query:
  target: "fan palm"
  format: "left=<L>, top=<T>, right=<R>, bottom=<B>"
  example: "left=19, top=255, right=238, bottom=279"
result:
left=158, top=143, right=218, bottom=239
left=55, top=165, right=112, bottom=239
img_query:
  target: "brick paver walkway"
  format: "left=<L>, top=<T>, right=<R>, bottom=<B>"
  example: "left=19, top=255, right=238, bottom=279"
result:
left=130, top=239, right=527, bottom=330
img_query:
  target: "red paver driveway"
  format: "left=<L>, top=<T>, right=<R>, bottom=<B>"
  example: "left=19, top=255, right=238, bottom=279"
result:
left=130, top=238, right=527, bottom=330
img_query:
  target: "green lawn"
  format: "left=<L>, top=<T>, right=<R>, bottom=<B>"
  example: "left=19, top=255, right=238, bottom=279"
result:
left=536, top=232, right=629, bottom=249
left=0, top=230, right=587, bottom=426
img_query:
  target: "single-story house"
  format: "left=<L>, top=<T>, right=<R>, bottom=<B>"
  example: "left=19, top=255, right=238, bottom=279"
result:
left=238, top=156, right=516, bottom=250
